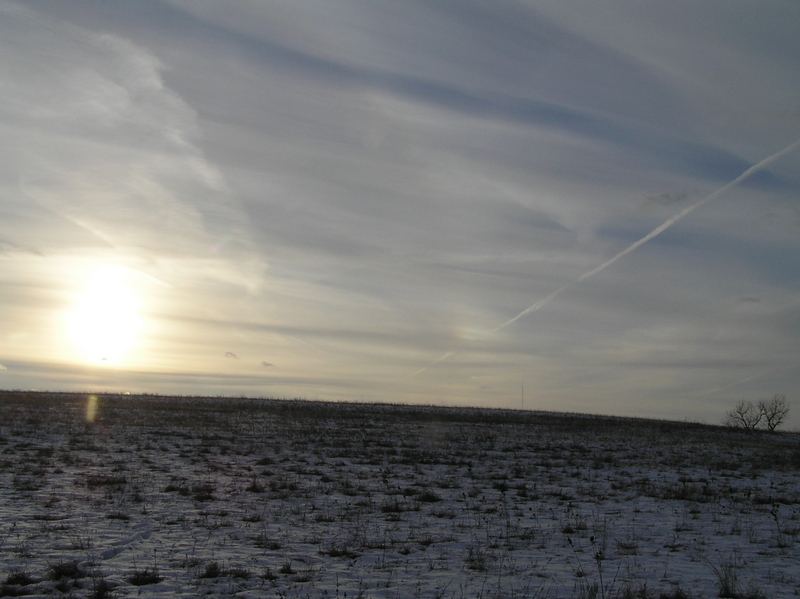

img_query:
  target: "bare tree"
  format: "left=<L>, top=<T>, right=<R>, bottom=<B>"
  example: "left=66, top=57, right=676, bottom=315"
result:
left=758, top=394, right=789, bottom=431
left=724, top=400, right=762, bottom=430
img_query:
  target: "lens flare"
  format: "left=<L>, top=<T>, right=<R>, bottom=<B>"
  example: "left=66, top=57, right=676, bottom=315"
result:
left=86, top=394, right=99, bottom=422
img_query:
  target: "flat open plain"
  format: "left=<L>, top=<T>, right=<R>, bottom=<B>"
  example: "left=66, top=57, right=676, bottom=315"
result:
left=1, top=392, right=799, bottom=598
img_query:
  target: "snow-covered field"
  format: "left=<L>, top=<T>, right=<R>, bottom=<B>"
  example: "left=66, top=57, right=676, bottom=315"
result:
left=1, top=392, right=799, bottom=598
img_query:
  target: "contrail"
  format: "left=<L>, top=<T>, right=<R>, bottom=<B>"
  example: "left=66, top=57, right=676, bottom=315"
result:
left=490, top=284, right=571, bottom=333
left=412, top=137, right=800, bottom=376
left=494, top=136, right=800, bottom=333
left=702, top=368, right=776, bottom=395
left=411, top=351, right=454, bottom=378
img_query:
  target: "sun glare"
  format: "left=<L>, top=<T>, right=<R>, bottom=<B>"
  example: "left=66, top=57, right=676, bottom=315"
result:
left=66, top=264, right=143, bottom=365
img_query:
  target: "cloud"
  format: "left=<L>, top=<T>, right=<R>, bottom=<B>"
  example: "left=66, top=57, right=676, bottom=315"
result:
left=0, top=238, right=41, bottom=256
left=145, top=0, right=792, bottom=189
left=494, top=138, right=800, bottom=330
left=1, top=1, right=799, bottom=424
left=0, top=1, right=263, bottom=289
left=641, top=192, right=690, bottom=209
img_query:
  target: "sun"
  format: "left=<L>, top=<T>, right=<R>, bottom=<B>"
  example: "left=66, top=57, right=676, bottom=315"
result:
left=66, top=264, right=143, bottom=365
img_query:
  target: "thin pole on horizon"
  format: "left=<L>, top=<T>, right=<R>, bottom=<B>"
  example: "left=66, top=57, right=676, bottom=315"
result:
left=521, top=377, right=524, bottom=411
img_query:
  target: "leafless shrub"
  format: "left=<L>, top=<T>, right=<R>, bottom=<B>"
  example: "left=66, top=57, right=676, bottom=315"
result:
left=245, top=477, right=265, bottom=493
left=90, top=576, right=115, bottom=599
left=242, top=510, right=264, bottom=523
left=254, top=529, right=282, bottom=550
left=320, top=542, right=361, bottom=559
left=127, top=566, right=162, bottom=586
left=699, top=552, right=769, bottom=599
left=292, top=566, right=315, bottom=583
left=416, top=489, right=441, bottom=502
left=191, top=482, right=215, bottom=502
left=198, top=562, right=221, bottom=579
left=465, top=541, right=489, bottom=571
left=574, top=580, right=599, bottom=599
left=4, top=571, right=34, bottom=587
left=0, top=583, right=32, bottom=597
left=105, top=511, right=130, bottom=521
left=49, top=560, right=87, bottom=581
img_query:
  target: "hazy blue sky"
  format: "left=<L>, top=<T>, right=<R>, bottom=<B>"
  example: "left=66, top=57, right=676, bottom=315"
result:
left=1, top=0, right=798, bottom=424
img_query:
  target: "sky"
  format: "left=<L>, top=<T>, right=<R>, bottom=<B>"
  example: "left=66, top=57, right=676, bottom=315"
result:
left=1, top=0, right=799, bottom=425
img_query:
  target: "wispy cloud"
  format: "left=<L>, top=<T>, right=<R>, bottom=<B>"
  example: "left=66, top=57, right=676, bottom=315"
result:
left=2, top=2, right=263, bottom=287
left=1, top=0, right=799, bottom=424
left=641, top=192, right=690, bottom=211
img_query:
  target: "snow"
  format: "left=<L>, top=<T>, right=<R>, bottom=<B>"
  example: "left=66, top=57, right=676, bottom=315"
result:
left=1, top=392, right=798, bottom=598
